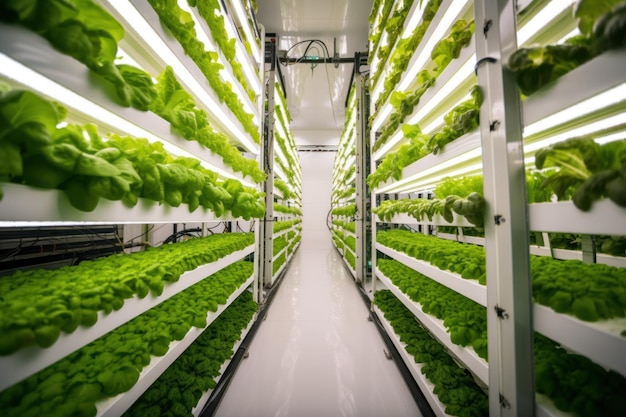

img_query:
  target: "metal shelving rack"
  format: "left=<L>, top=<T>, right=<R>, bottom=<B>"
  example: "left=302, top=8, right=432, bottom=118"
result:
left=0, top=1, right=300, bottom=415
left=366, top=0, right=626, bottom=416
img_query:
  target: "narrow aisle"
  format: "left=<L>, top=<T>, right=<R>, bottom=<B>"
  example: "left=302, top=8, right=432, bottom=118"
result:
left=215, top=153, right=421, bottom=417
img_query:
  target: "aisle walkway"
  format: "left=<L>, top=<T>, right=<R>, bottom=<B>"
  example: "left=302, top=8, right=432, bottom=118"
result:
left=215, top=152, right=421, bottom=417
left=214, top=246, right=422, bottom=417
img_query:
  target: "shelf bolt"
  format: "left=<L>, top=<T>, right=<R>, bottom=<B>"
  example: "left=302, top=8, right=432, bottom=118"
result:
left=483, top=19, right=493, bottom=36
left=499, top=394, right=511, bottom=409
left=495, top=305, right=509, bottom=319
left=494, top=215, right=505, bottom=225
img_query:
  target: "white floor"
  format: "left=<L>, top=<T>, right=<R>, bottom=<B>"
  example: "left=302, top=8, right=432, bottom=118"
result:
left=215, top=153, right=422, bottom=417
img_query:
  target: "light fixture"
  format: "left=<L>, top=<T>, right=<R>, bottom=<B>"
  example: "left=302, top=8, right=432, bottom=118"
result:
left=397, top=0, right=470, bottom=92
left=517, top=0, right=576, bottom=46
left=402, top=0, right=427, bottom=38
left=0, top=54, right=255, bottom=188
left=177, top=0, right=258, bottom=116
left=229, top=0, right=261, bottom=63
left=524, top=84, right=626, bottom=137
left=377, top=145, right=482, bottom=194
left=104, top=0, right=259, bottom=153
left=524, top=114, right=626, bottom=153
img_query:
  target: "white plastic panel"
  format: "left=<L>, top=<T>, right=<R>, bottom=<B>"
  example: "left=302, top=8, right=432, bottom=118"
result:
left=96, top=276, right=254, bottom=417
left=376, top=243, right=486, bottom=306
left=376, top=268, right=489, bottom=385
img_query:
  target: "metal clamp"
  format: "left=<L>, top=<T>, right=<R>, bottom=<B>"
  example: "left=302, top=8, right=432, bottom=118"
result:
left=474, top=57, right=497, bottom=75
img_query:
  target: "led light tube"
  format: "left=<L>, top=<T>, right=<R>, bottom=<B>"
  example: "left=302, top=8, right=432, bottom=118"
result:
left=178, top=0, right=258, bottom=116
left=0, top=54, right=253, bottom=187
left=593, top=130, right=626, bottom=145
left=106, top=1, right=258, bottom=153
left=385, top=162, right=483, bottom=195
left=517, top=0, right=576, bottom=46
left=402, top=0, right=427, bottom=37
left=406, top=56, right=475, bottom=126
left=525, top=84, right=626, bottom=137
left=397, top=0, right=469, bottom=92
left=524, top=114, right=626, bottom=154
left=229, top=0, right=261, bottom=63
left=215, top=2, right=262, bottom=93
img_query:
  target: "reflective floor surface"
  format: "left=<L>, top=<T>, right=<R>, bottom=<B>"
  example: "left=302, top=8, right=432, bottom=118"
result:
left=214, top=246, right=422, bottom=417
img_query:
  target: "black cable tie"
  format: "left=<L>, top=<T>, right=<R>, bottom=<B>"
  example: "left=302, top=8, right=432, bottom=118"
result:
left=474, top=57, right=497, bottom=75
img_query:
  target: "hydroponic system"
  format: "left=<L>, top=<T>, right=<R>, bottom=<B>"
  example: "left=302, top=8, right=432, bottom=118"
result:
left=331, top=0, right=626, bottom=416
left=0, top=0, right=301, bottom=415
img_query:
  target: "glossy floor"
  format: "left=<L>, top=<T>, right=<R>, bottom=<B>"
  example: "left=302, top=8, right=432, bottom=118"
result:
left=214, top=245, right=422, bottom=417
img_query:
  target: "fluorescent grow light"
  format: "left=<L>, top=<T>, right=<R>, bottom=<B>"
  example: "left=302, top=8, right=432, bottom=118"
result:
left=525, top=84, right=626, bottom=137
left=0, top=54, right=253, bottom=187
left=397, top=0, right=469, bottom=92
left=177, top=0, right=258, bottom=116
left=229, top=0, right=261, bottom=63
left=517, top=0, right=576, bottom=46
left=104, top=0, right=259, bottom=153
left=525, top=114, right=626, bottom=153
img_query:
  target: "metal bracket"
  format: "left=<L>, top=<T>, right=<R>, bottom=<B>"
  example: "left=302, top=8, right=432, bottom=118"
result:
left=383, top=348, right=393, bottom=360
left=495, top=305, right=509, bottom=319
left=494, top=215, right=505, bottom=225
left=489, top=120, right=501, bottom=131
left=483, top=19, right=493, bottom=36
left=474, top=57, right=497, bottom=75
left=499, top=394, right=511, bottom=409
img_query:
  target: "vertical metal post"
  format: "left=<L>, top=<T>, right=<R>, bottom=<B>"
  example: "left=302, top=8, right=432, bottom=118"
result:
left=474, top=0, right=535, bottom=415
left=255, top=33, right=276, bottom=304
left=355, top=68, right=369, bottom=283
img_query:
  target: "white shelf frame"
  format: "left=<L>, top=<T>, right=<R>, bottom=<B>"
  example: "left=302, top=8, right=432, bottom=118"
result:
left=0, top=183, right=241, bottom=225
left=96, top=276, right=255, bottom=417
left=376, top=243, right=486, bottom=306
left=376, top=268, right=489, bottom=385
left=191, top=311, right=257, bottom=416
left=0, top=23, right=255, bottom=185
left=373, top=305, right=453, bottom=417
left=0, top=245, right=255, bottom=391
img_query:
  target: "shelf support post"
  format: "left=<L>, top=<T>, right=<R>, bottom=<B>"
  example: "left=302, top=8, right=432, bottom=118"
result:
left=474, top=0, right=535, bottom=415
left=355, top=58, right=370, bottom=284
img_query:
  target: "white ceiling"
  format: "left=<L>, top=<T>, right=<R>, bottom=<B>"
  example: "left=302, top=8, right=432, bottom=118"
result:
left=256, top=0, right=373, bottom=144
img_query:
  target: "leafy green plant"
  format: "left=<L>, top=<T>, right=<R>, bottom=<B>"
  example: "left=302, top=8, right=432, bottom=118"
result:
left=124, top=290, right=257, bottom=417
left=193, top=0, right=257, bottom=101
left=377, top=229, right=626, bottom=322
left=371, top=0, right=443, bottom=116
left=146, top=0, right=260, bottom=144
left=509, top=1, right=626, bottom=96
left=332, top=204, right=356, bottom=217
left=373, top=20, right=475, bottom=153
left=274, top=203, right=302, bottom=216
left=0, top=85, right=266, bottom=216
left=0, top=0, right=157, bottom=111
left=150, top=67, right=265, bottom=182
left=374, top=290, right=488, bottom=416
left=0, top=261, right=255, bottom=415
left=534, top=137, right=626, bottom=210
left=367, top=85, right=481, bottom=189
left=0, top=233, right=254, bottom=356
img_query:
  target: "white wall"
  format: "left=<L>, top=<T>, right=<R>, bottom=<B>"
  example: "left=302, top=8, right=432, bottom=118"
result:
left=298, top=151, right=335, bottom=250
left=294, top=129, right=342, bottom=147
